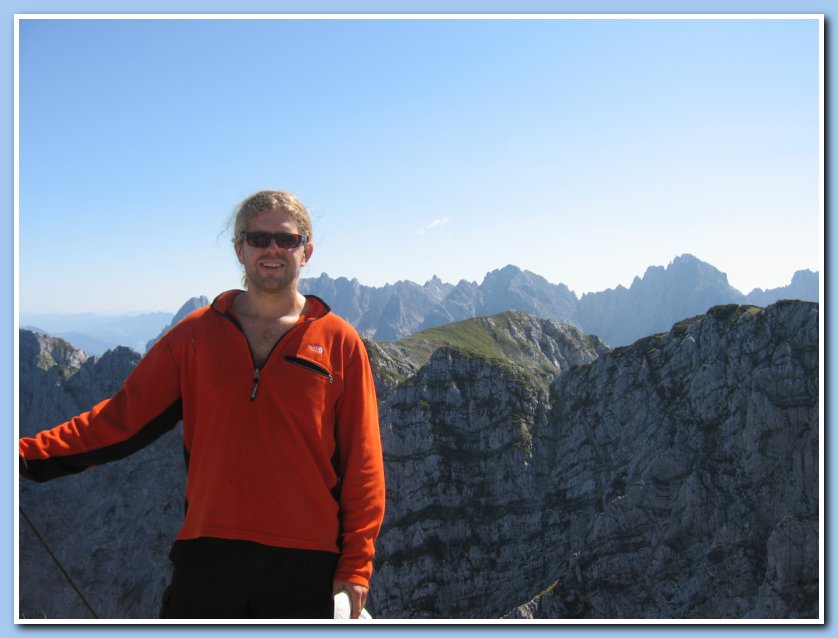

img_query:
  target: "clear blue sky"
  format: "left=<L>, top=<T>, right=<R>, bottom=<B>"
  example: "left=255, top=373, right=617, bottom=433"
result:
left=17, top=15, right=821, bottom=313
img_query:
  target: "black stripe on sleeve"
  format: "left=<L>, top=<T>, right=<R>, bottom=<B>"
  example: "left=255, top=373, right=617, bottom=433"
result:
left=22, top=399, right=183, bottom=483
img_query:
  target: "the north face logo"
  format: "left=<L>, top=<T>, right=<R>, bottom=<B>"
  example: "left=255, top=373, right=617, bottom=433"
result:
left=307, top=344, right=324, bottom=354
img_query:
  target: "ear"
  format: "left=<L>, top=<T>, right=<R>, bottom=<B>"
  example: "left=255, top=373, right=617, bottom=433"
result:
left=235, top=240, right=245, bottom=265
left=303, top=242, right=314, bottom=265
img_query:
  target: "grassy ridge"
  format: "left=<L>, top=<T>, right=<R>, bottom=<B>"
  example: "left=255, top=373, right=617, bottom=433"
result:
left=377, top=311, right=584, bottom=384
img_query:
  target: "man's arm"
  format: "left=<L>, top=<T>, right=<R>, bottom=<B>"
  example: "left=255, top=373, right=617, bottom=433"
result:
left=19, top=335, right=182, bottom=481
left=332, top=337, right=386, bottom=591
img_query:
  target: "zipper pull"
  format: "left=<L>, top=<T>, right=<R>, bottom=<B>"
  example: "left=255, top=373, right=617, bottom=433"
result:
left=250, top=367, right=261, bottom=401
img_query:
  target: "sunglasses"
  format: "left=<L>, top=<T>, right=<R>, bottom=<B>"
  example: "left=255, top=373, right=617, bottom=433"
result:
left=242, top=231, right=309, bottom=250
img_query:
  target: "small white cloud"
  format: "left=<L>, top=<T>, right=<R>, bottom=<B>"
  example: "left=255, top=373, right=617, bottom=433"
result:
left=419, top=216, right=450, bottom=235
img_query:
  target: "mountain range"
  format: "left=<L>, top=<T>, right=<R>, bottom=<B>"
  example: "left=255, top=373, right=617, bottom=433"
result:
left=300, top=253, right=817, bottom=346
left=19, top=254, right=818, bottom=357
left=17, top=298, right=819, bottom=619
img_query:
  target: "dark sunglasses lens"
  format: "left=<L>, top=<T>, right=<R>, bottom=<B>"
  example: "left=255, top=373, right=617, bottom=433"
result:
left=246, top=233, right=271, bottom=248
left=275, top=234, right=300, bottom=249
left=245, top=232, right=301, bottom=249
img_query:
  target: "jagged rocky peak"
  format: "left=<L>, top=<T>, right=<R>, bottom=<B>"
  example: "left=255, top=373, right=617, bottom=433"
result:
left=19, top=328, right=142, bottom=377
left=790, top=268, right=819, bottom=288
left=18, top=329, right=143, bottom=437
left=306, top=272, right=363, bottom=290
left=747, top=268, right=820, bottom=306
left=300, top=257, right=818, bottom=345
left=482, top=263, right=524, bottom=285
left=175, top=295, right=210, bottom=319
left=482, top=264, right=573, bottom=297
left=20, top=328, right=89, bottom=372
left=145, top=295, right=210, bottom=352
left=632, top=253, right=735, bottom=291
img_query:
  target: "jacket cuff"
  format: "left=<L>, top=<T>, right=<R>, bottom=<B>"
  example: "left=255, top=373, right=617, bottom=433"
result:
left=333, top=569, right=370, bottom=589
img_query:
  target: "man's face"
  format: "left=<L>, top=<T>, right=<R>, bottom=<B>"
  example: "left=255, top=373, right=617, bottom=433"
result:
left=235, top=210, right=312, bottom=294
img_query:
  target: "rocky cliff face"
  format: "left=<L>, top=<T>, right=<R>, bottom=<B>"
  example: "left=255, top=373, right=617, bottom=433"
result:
left=367, top=314, right=607, bottom=618
left=17, top=300, right=819, bottom=620
left=18, top=330, right=184, bottom=619
left=19, top=330, right=140, bottom=437
left=366, top=301, right=819, bottom=619
left=512, top=301, right=819, bottom=619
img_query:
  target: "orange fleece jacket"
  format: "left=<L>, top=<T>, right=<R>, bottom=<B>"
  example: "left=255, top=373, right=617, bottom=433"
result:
left=19, top=291, right=386, bottom=587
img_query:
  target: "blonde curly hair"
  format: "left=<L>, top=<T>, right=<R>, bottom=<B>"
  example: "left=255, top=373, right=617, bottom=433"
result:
left=231, top=190, right=313, bottom=244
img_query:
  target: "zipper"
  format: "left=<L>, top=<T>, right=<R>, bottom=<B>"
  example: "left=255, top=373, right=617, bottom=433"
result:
left=220, top=312, right=268, bottom=402
left=250, top=367, right=261, bottom=401
left=285, top=356, right=334, bottom=383
left=215, top=296, right=322, bottom=400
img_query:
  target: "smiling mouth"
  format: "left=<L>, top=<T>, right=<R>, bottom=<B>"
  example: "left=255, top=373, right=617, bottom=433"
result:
left=259, top=262, right=285, bottom=269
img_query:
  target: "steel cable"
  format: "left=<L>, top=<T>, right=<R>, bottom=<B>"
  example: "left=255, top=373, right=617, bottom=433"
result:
left=19, top=506, right=99, bottom=619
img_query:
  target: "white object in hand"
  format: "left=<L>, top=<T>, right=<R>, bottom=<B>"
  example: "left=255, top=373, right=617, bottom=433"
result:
left=333, top=590, right=372, bottom=619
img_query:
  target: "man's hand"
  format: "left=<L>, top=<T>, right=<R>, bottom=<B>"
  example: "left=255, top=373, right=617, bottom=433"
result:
left=333, top=580, right=368, bottom=619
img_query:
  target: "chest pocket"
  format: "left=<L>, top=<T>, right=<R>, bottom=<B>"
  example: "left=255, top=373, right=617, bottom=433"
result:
left=285, top=355, right=334, bottom=383
left=278, top=354, right=337, bottom=441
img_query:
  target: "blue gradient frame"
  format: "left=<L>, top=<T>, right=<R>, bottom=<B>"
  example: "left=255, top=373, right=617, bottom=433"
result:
left=5, top=1, right=829, bottom=636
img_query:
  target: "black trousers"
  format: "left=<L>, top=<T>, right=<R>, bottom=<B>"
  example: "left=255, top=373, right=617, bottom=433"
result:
left=159, top=538, right=339, bottom=619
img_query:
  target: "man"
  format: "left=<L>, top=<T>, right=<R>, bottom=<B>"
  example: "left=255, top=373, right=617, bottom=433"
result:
left=19, top=190, right=386, bottom=619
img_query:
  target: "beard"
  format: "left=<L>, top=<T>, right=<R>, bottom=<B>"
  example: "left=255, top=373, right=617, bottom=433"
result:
left=244, top=258, right=301, bottom=294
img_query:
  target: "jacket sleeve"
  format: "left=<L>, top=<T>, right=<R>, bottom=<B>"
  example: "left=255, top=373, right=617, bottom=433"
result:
left=332, top=337, right=386, bottom=588
left=19, top=334, right=183, bottom=483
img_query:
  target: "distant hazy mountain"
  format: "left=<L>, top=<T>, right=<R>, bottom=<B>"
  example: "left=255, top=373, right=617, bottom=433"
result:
left=745, top=269, right=819, bottom=307
left=21, top=255, right=818, bottom=355
left=575, top=254, right=745, bottom=346
left=21, top=311, right=173, bottom=356
left=18, top=296, right=212, bottom=358
left=301, top=254, right=819, bottom=346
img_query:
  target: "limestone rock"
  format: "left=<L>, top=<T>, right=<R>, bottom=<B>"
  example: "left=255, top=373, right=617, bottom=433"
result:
left=16, top=300, right=819, bottom=620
